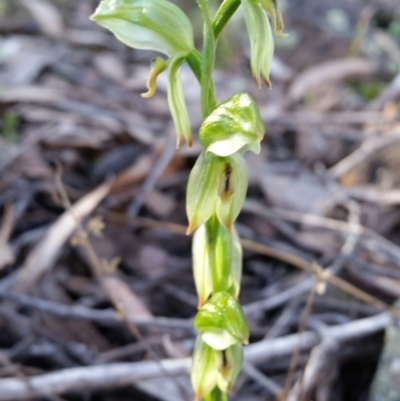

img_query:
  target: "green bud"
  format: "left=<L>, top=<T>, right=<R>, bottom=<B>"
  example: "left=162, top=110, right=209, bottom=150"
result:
left=199, top=93, right=265, bottom=156
left=191, top=336, right=221, bottom=400
left=192, top=224, right=213, bottom=308
left=168, top=53, right=193, bottom=147
left=242, top=0, right=274, bottom=88
left=216, top=153, right=248, bottom=232
left=217, top=344, right=243, bottom=393
left=195, top=292, right=249, bottom=350
left=142, top=57, right=168, bottom=98
left=90, top=0, right=194, bottom=57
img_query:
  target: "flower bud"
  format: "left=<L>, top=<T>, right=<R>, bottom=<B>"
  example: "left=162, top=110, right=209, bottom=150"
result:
left=216, top=153, right=248, bottom=232
left=199, top=93, right=265, bottom=156
left=90, top=0, right=194, bottom=57
left=142, top=58, right=167, bottom=98
left=217, top=344, right=243, bottom=393
left=195, top=292, right=249, bottom=350
left=191, top=336, right=221, bottom=400
left=168, top=53, right=193, bottom=147
left=242, top=0, right=274, bottom=88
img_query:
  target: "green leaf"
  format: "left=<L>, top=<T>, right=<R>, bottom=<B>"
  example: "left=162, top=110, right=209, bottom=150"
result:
left=91, top=0, right=194, bottom=57
left=199, top=93, right=265, bottom=156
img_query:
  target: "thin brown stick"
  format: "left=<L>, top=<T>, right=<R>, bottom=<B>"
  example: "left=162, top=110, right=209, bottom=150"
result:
left=281, top=288, right=317, bottom=401
left=0, top=290, right=193, bottom=330
left=0, top=311, right=393, bottom=401
left=0, top=203, right=14, bottom=243
left=121, top=215, right=400, bottom=319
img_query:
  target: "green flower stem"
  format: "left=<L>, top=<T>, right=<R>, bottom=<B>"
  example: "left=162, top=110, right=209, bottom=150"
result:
left=197, top=0, right=217, bottom=118
left=186, top=49, right=203, bottom=83
left=204, top=387, right=228, bottom=401
left=212, top=0, right=241, bottom=39
left=205, top=214, right=222, bottom=293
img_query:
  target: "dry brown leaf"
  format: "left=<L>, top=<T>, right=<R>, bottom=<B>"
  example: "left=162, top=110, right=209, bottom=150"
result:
left=374, top=276, right=400, bottom=297
left=288, top=58, right=376, bottom=103
left=104, top=275, right=153, bottom=320
left=93, top=53, right=126, bottom=83
left=11, top=181, right=113, bottom=294
left=111, top=153, right=155, bottom=192
left=137, top=244, right=169, bottom=277
left=258, top=168, right=334, bottom=215
left=144, top=190, right=176, bottom=218
left=0, top=241, right=14, bottom=270
left=19, top=0, right=64, bottom=38
left=0, top=86, right=63, bottom=103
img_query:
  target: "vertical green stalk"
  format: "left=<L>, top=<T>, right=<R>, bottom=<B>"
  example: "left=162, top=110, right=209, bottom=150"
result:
left=205, top=214, right=231, bottom=294
left=197, top=0, right=217, bottom=117
left=204, top=387, right=228, bottom=401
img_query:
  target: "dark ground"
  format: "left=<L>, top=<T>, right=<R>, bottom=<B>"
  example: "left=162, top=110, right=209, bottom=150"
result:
left=0, top=0, right=400, bottom=400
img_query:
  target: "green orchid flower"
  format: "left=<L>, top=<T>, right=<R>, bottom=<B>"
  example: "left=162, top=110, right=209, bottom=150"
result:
left=199, top=93, right=265, bottom=156
left=195, top=291, right=249, bottom=350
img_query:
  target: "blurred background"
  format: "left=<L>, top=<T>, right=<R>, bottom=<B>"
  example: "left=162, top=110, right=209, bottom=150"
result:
left=0, top=0, right=400, bottom=401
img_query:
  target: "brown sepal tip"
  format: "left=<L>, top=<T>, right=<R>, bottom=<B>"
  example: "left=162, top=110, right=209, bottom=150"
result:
left=262, top=76, right=272, bottom=89
left=186, top=222, right=197, bottom=235
left=176, top=135, right=183, bottom=149
left=253, top=74, right=262, bottom=90
left=186, top=134, right=193, bottom=148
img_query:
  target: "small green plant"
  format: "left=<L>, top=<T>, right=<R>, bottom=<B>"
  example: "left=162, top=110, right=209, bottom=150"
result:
left=90, top=0, right=285, bottom=399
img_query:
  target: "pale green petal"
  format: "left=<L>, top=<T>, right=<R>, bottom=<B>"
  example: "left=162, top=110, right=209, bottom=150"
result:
left=242, top=0, right=274, bottom=87
left=193, top=225, right=213, bottom=308
left=191, top=336, right=221, bottom=399
left=202, top=330, right=238, bottom=351
left=186, top=152, right=225, bottom=233
left=91, top=0, right=194, bottom=56
left=217, top=344, right=243, bottom=392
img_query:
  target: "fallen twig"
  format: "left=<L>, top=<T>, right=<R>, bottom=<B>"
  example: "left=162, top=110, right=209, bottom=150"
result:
left=0, top=312, right=392, bottom=400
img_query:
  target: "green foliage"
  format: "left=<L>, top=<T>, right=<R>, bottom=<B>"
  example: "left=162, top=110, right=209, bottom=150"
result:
left=1, top=112, right=19, bottom=142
